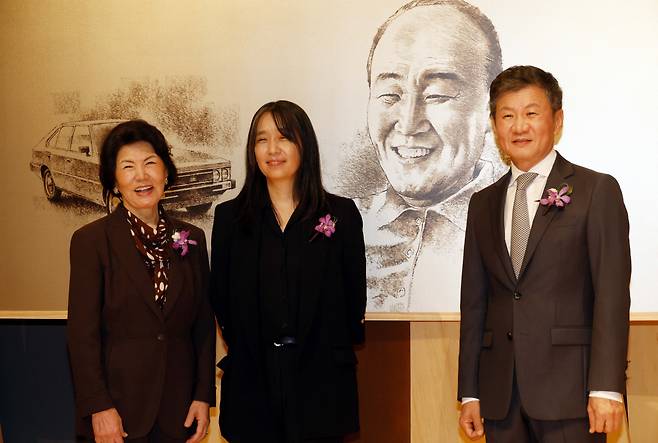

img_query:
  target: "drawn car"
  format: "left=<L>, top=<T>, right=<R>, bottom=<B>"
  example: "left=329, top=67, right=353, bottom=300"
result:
left=29, top=119, right=235, bottom=214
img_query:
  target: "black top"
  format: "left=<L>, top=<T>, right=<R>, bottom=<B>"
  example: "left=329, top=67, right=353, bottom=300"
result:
left=258, top=205, right=305, bottom=342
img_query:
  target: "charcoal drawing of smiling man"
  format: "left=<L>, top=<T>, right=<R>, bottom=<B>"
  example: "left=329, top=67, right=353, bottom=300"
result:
left=355, top=0, right=503, bottom=312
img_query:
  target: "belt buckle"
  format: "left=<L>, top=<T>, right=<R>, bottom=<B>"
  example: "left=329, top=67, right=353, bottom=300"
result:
left=274, top=336, right=297, bottom=347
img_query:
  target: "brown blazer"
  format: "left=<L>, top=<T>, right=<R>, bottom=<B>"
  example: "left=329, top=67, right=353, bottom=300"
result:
left=458, top=153, right=631, bottom=420
left=66, top=207, right=216, bottom=438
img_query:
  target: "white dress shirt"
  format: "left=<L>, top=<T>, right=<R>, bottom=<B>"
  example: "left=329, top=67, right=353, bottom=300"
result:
left=504, top=150, right=557, bottom=254
left=462, top=150, right=622, bottom=405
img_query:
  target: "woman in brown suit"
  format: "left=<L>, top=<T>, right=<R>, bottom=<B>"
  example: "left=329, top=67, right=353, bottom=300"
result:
left=67, top=120, right=216, bottom=443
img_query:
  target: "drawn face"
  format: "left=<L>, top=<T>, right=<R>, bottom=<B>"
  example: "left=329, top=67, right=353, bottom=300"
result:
left=115, top=141, right=168, bottom=217
left=367, top=6, right=492, bottom=205
left=492, top=85, right=563, bottom=172
left=254, top=112, right=301, bottom=186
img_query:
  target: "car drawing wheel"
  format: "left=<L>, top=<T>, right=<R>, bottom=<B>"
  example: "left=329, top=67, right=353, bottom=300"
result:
left=42, top=168, right=61, bottom=201
left=186, top=203, right=212, bottom=215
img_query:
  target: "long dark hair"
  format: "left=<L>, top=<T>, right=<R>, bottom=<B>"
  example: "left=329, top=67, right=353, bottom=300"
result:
left=236, top=100, right=327, bottom=224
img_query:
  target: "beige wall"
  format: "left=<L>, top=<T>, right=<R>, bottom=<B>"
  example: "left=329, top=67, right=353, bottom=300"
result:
left=1, top=0, right=657, bottom=315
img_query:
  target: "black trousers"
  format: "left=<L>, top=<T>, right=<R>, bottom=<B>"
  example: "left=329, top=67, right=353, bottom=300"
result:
left=484, top=378, right=606, bottom=443
left=261, top=344, right=344, bottom=443
left=79, top=422, right=187, bottom=443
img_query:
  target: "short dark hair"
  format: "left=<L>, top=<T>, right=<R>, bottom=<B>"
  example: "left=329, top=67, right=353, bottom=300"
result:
left=236, top=100, right=327, bottom=224
left=366, top=0, right=502, bottom=87
left=489, top=65, right=563, bottom=117
left=99, top=119, right=177, bottom=205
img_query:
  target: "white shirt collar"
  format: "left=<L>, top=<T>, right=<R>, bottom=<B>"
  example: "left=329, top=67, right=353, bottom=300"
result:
left=508, top=149, right=557, bottom=188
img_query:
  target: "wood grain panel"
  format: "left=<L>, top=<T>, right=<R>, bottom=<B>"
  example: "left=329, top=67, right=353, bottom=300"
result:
left=626, top=323, right=658, bottom=443
left=350, top=321, right=411, bottom=443
left=410, top=321, right=477, bottom=442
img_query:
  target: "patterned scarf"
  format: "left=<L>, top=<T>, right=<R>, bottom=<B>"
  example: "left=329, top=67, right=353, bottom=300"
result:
left=125, top=207, right=170, bottom=309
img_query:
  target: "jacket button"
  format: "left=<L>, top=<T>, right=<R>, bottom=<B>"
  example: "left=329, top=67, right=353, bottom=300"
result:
left=507, top=331, right=513, bottom=340
left=513, top=292, right=522, bottom=300
left=157, top=333, right=166, bottom=341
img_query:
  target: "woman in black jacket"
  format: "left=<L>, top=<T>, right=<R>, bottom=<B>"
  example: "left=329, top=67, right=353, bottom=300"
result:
left=210, top=100, right=366, bottom=443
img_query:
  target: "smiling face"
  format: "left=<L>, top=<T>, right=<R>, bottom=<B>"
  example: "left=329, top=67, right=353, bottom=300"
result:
left=254, top=112, right=302, bottom=187
left=367, top=6, right=492, bottom=206
left=492, top=85, right=563, bottom=171
left=114, top=141, right=168, bottom=220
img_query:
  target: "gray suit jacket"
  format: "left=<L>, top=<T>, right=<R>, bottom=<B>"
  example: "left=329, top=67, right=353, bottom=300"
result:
left=457, top=153, right=630, bottom=420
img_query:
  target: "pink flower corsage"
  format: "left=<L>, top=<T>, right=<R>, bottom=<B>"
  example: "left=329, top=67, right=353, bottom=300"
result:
left=172, top=229, right=197, bottom=256
left=310, top=214, right=337, bottom=242
left=538, top=183, right=572, bottom=208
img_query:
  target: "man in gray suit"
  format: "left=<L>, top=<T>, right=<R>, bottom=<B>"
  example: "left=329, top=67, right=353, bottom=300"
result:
left=458, top=65, right=630, bottom=441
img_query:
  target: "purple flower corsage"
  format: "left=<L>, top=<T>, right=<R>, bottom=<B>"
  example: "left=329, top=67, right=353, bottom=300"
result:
left=538, top=183, right=572, bottom=208
left=310, top=214, right=337, bottom=242
left=172, top=229, right=197, bottom=256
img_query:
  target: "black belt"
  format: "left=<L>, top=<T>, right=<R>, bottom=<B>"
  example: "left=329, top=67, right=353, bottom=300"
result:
left=273, top=336, right=297, bottom=347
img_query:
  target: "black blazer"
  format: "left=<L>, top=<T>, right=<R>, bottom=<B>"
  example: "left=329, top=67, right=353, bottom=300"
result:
left=67, top=207, right=216, bottom=438
left=458, top=153, right=631, bottom=420
left=210, top=193, right=366, bottom=441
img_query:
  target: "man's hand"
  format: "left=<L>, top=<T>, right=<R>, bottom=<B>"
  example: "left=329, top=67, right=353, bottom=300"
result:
left=184, top=400, right=210, bottom=443
left=91, top=408, right=127, bottom=443
left=587, top=397, right=624, bottom=434
left=459, top=400, right=484, bottom=440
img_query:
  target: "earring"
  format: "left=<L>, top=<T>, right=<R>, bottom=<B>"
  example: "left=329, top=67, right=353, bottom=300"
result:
left=113, top=187, right=119, bottom=195
left=165, top=177, right=168, bottom=186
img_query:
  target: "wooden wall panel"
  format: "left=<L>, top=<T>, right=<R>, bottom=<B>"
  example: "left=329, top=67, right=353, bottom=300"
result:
left=350, top=321, right=411, bottom=443
left=626, top=323, right=658, bottom=443
left=410, top=322, right=478, bottom=443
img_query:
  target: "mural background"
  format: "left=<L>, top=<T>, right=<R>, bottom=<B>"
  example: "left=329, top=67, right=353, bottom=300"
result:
left=0, top=0, right=656, bottom=315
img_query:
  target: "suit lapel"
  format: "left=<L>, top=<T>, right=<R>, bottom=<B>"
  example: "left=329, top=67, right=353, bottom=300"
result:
left=518, top=153, right=574, bottom=278
left=107, top=208, right=164, bottom=322
left=491, top=171, right=517, bottom=284
left=297, top=217, right=330, bottom=348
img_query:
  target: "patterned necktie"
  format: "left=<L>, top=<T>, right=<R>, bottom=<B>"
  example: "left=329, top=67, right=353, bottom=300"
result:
left=511, top=172, right=538, bottom=277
